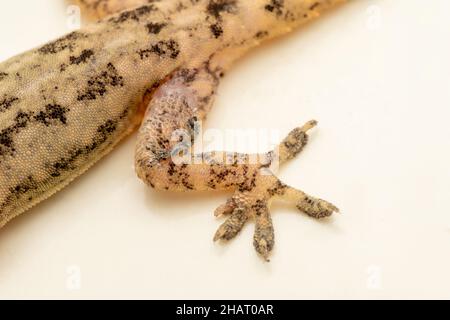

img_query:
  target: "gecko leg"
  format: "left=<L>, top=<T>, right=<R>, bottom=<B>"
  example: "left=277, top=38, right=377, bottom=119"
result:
left=135, top=64, right=338, bottom=261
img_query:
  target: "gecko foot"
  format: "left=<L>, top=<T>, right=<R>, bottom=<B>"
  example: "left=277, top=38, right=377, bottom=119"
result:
left=213, top=121, right=339, bottom=261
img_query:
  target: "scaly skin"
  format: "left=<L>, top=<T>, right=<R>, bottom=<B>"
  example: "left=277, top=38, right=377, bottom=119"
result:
left=0, top=0, right=344, bottom=260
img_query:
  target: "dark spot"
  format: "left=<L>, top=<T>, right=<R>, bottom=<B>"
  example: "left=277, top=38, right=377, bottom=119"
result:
left=77, top=63, right=124, bottom=101
left=38, top=31, right=85, bottom=55
left=207, top=0, right=238, bottom=18
left=138, top=39, right=180, bottom=59
left=182, top=179, right=194, bottom=190
left=97, top=119, right=117, bottom=135
left=10, top=176, right=38, bottom=195
left=210, top=23, right=223, bottom=38
left=146, top=22, right=167, bottom=34
left=109, top=5, right=156, bottom=24
left=167, top=161, right=176, bottom=176
left=0, top=95, right=19, bottom=112
left=33, top=104, right=70, bottom=126
left=207, top=179, right=217, bottom=189
left=255, top=30, right=269, bottom=39
left=310, top=2, right=319, bottom=10
left=0, top=72, right=8, bottom=81
left=265, top=0, right=284, bottom=16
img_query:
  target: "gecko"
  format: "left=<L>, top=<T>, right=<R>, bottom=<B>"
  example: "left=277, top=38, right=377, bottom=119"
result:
left=0, top=0, right=344, bottom=260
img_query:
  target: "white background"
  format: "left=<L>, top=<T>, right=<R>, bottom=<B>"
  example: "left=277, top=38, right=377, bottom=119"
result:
left=0, top=0, right=449, bottom=299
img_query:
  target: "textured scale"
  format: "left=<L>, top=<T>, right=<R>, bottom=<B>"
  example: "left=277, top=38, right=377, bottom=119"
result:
left=0, top=0, right=344, bottom=260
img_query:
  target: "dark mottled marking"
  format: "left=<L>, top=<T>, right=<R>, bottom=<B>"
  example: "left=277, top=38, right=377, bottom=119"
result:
left=207, top=0, right=237, bottom=18
left=283, top=129, right=308, bottom=158
left=0, top=118, right=118, bottom=209
left=210, top=23, right=223, bottom=38
left=237, top=165, right=258, bottom=192
left=265, top=0, right=284, bottom=16
left=138, top=39, right=180, bottom=59
left=60, top=49, right=93, bottom=75
left=0, top=175, right=39, bottom=213
left=77, top=63, right=124, bottom=101
left=255, top=30, right=269, bottom=39
left=5, top=175, right=38, bottom=205
left=0, top=103, right=73, bottom=157
left=0, top=128, right=14, bottom=154
left=267, top=180, right=288, bottom=196
left=176, top=1, right=188, bottom=12
left=33, top=104, right=70, bottom=126
left=167, top=161, right=176, bottom=176
left=50, top=119, right=117, bottom=177
left=69, top=49, right=94, bottom=65
left=109, top=5, right=156, bottom=24
left=252, top=199, right=267, bottom=215
left=0, top=112, right=32, bottom=157
left=310, top=2, right=320, bottom=10
left=146, top=22, right=167, bottom=34
left=296, top=195, right=336, bottom=219
left=0, top=72, right=7, bottom=81
left=165, top=161, right=195, bottom=190
left=13, top=111, right=30, bottom=129
left=38, top=31, right=85, bottom=55
left=11, top=176, right=38, bottom=195
left=182, top=179, right=194, bottom=190
left=0, top=96, right=19, bottom=112
left=179, top=68, right=199, bottom=83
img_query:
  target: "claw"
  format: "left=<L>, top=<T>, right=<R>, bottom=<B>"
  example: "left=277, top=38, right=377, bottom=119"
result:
left=213, top=207, right=248, bottom=241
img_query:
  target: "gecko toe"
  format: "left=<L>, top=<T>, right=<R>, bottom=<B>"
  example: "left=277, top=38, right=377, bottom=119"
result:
left=213, top=207, right=249, bottom=241
left=253, top=203, right=275, bottom=261
left=296, top=196, right=339, bottom=219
